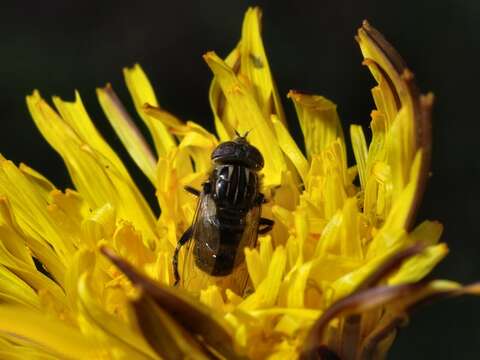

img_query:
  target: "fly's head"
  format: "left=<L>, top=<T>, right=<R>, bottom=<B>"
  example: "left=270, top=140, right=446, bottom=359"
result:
left=211, top=134, right=264, bottom=171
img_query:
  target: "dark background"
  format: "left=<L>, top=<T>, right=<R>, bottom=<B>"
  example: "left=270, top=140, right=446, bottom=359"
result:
left=1, top=0, right=479, bottom=358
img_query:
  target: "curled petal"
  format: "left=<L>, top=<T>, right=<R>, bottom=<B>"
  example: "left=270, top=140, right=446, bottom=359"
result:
left=357, top=21, right=433, bottom=229
left=302, top=279, right=480, bottom=359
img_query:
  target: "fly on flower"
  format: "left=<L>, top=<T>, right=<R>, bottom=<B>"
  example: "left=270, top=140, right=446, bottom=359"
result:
left=2, top=6, right=480, bottom=360
left=173, top=131, right=274, bottom=295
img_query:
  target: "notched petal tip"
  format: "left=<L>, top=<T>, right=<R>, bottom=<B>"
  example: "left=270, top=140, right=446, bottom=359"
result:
left=123, top=62, right=142, bottom=72
left=203, top=51, right=218, bottom=62
left=97, top=82, right=113, bottom=92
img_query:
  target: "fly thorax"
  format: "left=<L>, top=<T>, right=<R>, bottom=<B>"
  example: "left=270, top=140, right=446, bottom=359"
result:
left=212, top=164, right=258, bottom=210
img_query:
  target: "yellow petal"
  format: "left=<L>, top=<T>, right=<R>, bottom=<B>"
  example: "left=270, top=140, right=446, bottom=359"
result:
left=245, top=235, right=273, bottom=289
left=0, top=304, right=101, bottom=358
left=410, top=220, right=443, bottom=246
left=103, top=247, right=241, bottom=359
left=113, top=221, right=155, bottom=267
left=357, top=21, right=433, bottom=229
left=309, top=254, right=363, bottom=283
left=272, top=115, right=308, bottom=184
left=239, top=7, right=286, bottom=126
left=78, top=272, right=158, bottom=359
left=286, top=261, right=313, bottom=308
left=97, top=84, right=157, bottom=183
left=200, top=285, right=227, bottom=312
left=0, top=196, right=65, bottom=287
left=19, top=163, right=55, bottom=196
left=388, top=243, right=449, bottom=285
left=380, top=150, right=422, bottom=234
left=0, top=334, right=59, bottom=359
left=240, top=245, right=286, bottom=310
left=81, top=203, right=116, bottom=247
left=0, top=265, right=40, bottom=308
left=350, top=124, right=368, bottom=189
left=0, top=158, right=74, bottom=266
left=340, top=198, right=364, bottom=260
left=208, top=48, right=240, bottom=142
left=313, top=198, right=363, bottom=260
left=288, top=91, right=344, bottom=159
left=178, top=131, right=217, bottom=173
left=123, top=64, right=176, bottom=156
left=0, top=217, right=66, bottom=313
left=204, top=51, right=286, bottom=186
left=27, top=92, right=158, bottom=247
left=52, top=91, right=129, bottom=179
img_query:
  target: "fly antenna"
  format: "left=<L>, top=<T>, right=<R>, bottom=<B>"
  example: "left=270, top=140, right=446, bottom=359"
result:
left=242, top=129, right=252, bottom=139
left=234, top=128, right=252, bottom=140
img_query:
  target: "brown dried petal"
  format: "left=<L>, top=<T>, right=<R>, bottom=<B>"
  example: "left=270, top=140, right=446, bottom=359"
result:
left=102, top=247, right=246, bottom=360
left=356, top=244, right=426, bottom=291
left=300, top=282, right=426, bottom=358
left=134, top=293, right=212, bottom=359
left=301, top=280, right=480, bottom=359
left=357, top=21, right=433, bottom=230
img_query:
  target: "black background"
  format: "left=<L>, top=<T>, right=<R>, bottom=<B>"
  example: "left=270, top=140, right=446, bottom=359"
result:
left=1, top=1, right=479, bottom=358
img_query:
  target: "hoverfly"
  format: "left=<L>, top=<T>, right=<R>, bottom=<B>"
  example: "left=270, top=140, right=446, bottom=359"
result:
left=172, top=132, right=274, bottom=295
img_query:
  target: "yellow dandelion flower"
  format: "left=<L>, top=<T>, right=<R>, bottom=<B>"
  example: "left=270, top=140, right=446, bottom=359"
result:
left=0, top=6, right=478, bottom=360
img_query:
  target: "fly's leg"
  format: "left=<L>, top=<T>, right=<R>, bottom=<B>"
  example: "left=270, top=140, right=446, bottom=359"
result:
left=258, top=218, right=274, bottom=234
left=173, top=226, right=193, bottom=287
left=256, top=192, right=274, bottom=234
left=256, top=193, right=267, bottom=205
left=184, top=186, right=200, bottom=197
left=185, top=181, right=211, bottom=197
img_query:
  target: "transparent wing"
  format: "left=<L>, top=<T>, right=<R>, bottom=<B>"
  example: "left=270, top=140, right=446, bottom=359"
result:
left=228, top=203, right=261, bottom=295
left=180, top=192, right=219, bottom=292
left=180, top=192, right=261, bottom=296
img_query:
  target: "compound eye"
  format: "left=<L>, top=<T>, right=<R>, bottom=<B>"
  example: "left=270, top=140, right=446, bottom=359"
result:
left=247, top=147, right=264, bottom=170
left=211, top=140, right=264, bottom=170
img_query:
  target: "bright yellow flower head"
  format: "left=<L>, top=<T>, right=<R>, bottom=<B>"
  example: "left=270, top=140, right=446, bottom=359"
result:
left=0, top=7, right=478, bottom=360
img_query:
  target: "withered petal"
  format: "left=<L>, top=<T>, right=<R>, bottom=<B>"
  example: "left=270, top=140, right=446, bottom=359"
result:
left=300, top=282, right=425, bottom=358
left=358, top=21, right=433, bottom=230
left=331, top=244, right=425, bottom=359
left=357, top=244, right=426, bottom=291
left=359, top=281, right=480, bottom=358
left=101, top=247, right=246, bottom=360
left=302, top=280, right=480, bottom=359
left=133, top=293, right=212, bottom=359
left=358, top=312, right=406, bottom=359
